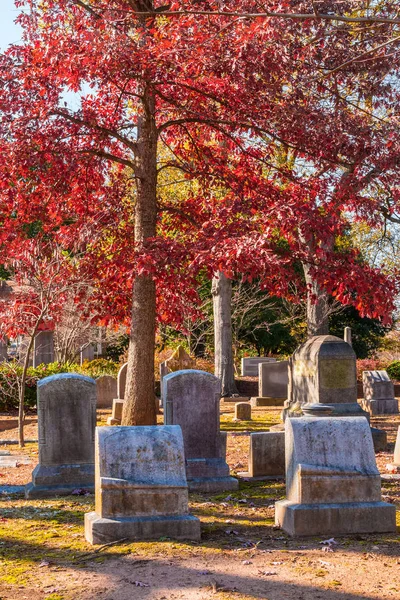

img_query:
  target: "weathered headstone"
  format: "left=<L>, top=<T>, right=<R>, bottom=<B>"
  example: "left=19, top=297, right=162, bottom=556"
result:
left=360, top=370, right=399, bottom=415
left=33, top=330, right=55, bottom=367
left=247, top=431, right=285, bottom=478
left=241, top=357, right=276, bottom=377
left=160, top=346, right=195, bottom=406
left=283, top=335, right=367, bottom=419
left=96, top=375, right=117, bottom=409
left=107, top=363, right=128, bottom=425
left=25, top=373, right=96, bottom=498
left=164, top=370, right=238, bottom=492
left=234, top=402, right=251, bottom=421
left=258, top=361, right=288, bottom=399
left=275, top=417, right=396, bottom=536
left=85, top=425, right=201, bottom=544
left=80, top=343, right=95, bottom=365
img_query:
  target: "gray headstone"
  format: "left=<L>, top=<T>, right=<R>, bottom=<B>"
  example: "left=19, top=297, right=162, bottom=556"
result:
left=283, top=335, right=366, bottom=419
left=241, top=357, right=276, bottom=377
left=80, top=343, right=95, bottom=365
left=33, top=330, right=54, bottom=367
left=361, top=370, right=399, bottom=415
left=258, top=361, right=288, bottom=398
left=275, top=417, right=396, bottom=536
left=96, top=375, right=117, bottom=408
left=117, top=362, right=128, bottom=400
left=85, top=425, right=201, bottom=544
left=234, top=402, right=251, bottom=421
left=164, top=369, right=238, bottom=492
left=248, top=431, right=285, bottom=477
left=25, top=373, right=96, bottom=498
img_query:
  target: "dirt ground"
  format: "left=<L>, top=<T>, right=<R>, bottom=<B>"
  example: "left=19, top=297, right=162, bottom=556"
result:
left=0, top=406, right=399, bottom=600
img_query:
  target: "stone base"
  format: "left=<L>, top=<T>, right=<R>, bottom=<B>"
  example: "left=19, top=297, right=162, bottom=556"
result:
left=106, top=417, right=121, bottom=426
left=187, top=476, right=239, bottom=493
left=283, top=402, right=369, bottom=421
left=275, top=500, right=396, bottom=537
left=25, top=463, right=94, bottom=498
left=237, top=472, right=284, bottom=481
left=360, top=398, right=399, bottom=416
left=251, top=397, right=285, bottom=407
left=85, top=511, right=201, bottom=545
left=222, top=396, right=250, bottom=403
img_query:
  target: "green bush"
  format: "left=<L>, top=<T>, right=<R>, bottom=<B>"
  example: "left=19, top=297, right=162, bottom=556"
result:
left=0, top=359, right=119, bottom=411
left=387, top=361, right=400, bottom=382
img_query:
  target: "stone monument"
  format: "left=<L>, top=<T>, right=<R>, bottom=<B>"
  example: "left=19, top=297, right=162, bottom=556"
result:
left=26, top=373, right=96, bottom=498
left=164, top=369, right=238, bottom=492
left=243, top=431, right=285, bottom=478
left=234, top=402, right=251, bottom=421
left=96, top=375, right=118, bottom=409
left=33, top=330, right=55, bottom=367
left=275, top=417, right=396, bottom=536
left=107, top=362, right=128, bottom=426
left=85, top=425, right=201, bottom=544
left=0, top=337, right=7, bottom=361
left=80, top=343, right=95, bottom=364
left=241, top=357, right=276, bottom=377
left=360, top=370, right=399, bottom=415
left=252, top=360, right=289, bottom=406
left=386, top=426, right=400, bottom=473
left=283, top=335, right=367, bottom=419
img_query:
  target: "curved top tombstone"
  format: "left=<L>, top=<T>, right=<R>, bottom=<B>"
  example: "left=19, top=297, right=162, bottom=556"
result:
left=285, top=335, right=363, bottom=417
left=37, top=373, right=96, bottom=466
left=117, top=362, right=128, bottom=399
left=164, top=370, right=221, bottom=459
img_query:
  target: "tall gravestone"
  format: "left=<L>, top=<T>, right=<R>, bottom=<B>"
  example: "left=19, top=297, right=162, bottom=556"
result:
left=361, top=370, right=399, bottom=415
left=80, top=343, right=95, bottom=365
left=160, top=346, right=195, bottom=405
left=107, top=362, right=128, bottom=426
left=257, top=360, right=288, bottom=400
left=164, top=370, right=238, bottom=492
left=96, top=375, right=118, bottom=409
left=85, top=425, right=201, bottom=544
left=33, top=330, right=55, bottom=367
left=275, top=417, right=396, bottom=536
left=25, top=373, right=96, bottom=498
left=283, top=335, right=367, bottom=419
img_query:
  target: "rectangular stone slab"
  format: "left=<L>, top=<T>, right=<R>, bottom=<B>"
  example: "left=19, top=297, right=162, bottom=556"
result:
left=275, top=500, right=396, bottom=537
left=248, top=432, right=285, bottom=477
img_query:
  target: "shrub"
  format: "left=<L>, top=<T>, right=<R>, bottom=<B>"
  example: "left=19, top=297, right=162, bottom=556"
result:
left=387, top=361, right=400, bottom=382
left=79, top=358, right=119, bottom=378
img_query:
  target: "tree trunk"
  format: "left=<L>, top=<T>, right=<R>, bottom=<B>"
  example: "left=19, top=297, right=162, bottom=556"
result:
left=122, top=81, right=158, bottom=426
left=212, top=272, right=238, bottom=396
left=302, top=261, right=330, bottom=336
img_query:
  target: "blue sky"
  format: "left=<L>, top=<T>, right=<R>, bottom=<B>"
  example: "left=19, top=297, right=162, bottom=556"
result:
left=0, top=0, right=22, bottom=51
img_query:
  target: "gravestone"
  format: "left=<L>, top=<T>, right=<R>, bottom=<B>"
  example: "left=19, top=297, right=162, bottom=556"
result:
left=0, top=337, right=7, bottom=361
left=160, top=346, right=195, bottom=405
left=164, top=370, right=238, bottom=492
left=241, top=357, right=276, bottom=377
left=80, top=343, right=95, bottom=365
left=246, top=431, right=285, bottom=478
left=283, top=335, right=367, bottom=419
left=107, top=363, right=128, bottom=426
left=85, top=425, right=201, bottom=544
left=275, top=417, right=396, bottom=536
left=25, top=373, right=96, bottom=498
left=386, top=426, right=400, bottom=472
left=33, top=330, right=55, bottom=367
left=234, top=402, right=251, bottom=421
left=360, top=370, right=399, bottom=415
left=258, top=361, right=288, bottom=399
left=96, top=375, right=117, bottom=409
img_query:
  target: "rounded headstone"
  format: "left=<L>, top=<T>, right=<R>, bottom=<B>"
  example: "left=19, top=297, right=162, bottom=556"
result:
left=234, top=402, right=251, bottom=421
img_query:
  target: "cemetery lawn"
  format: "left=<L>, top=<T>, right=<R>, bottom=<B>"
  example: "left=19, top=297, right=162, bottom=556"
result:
left=0, top=409, right=399, bottom=599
